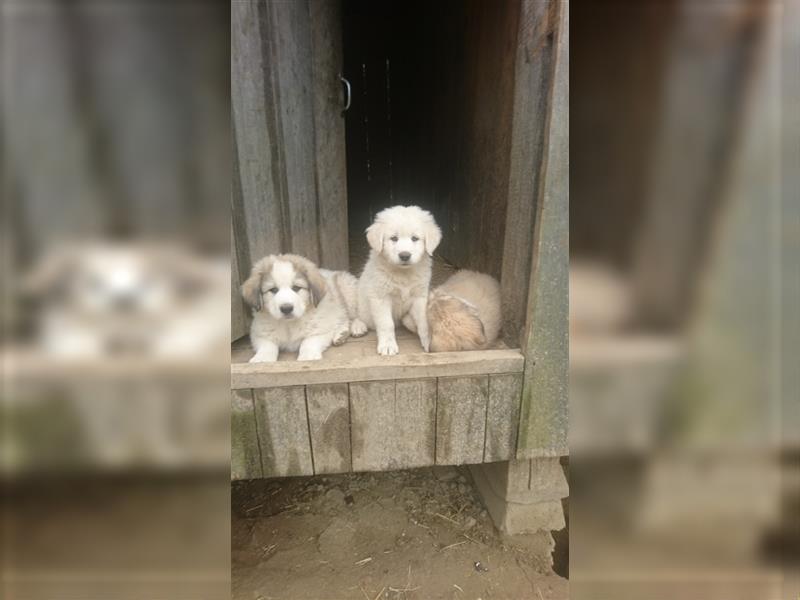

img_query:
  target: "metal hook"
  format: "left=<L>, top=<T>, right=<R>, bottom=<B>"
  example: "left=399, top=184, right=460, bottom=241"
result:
left=339, top=73, right=351, bottom=116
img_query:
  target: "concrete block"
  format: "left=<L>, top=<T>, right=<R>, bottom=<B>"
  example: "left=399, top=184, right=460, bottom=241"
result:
left=470, top=460, right=566, bottom=535
left=481, top=458, right=568, bottom=504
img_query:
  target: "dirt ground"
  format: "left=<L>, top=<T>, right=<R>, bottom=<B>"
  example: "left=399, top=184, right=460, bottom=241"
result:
left=232, top=466, right=568, bottom=600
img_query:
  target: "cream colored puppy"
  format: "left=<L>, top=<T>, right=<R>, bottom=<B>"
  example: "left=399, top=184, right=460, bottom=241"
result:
left=404, top=270, right=502, bottom=352
left=355, top=205, right=442, bottom=355
left=242, top=254, right=358, bottom=362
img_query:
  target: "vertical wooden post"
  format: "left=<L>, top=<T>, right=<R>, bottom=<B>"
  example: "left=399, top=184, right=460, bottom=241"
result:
left=515, top=0, right=569, bottom=459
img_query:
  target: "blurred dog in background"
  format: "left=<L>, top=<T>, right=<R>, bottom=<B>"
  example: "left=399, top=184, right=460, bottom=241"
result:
left=23, top=242, right=229, bottom=358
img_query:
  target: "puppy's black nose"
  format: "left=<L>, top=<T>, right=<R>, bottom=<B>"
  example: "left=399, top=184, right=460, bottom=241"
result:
left=399, top=252, right=411, bottom=262
left=279, top=304, right=294, bottom=315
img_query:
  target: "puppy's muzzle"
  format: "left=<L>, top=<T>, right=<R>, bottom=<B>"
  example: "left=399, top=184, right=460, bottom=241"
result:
left=398, top=252, right=411, bottom=263
left=279, top=303, right=294, bottom=315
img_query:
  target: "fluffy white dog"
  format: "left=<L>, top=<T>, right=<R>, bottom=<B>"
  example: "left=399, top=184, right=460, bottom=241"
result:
left=354, top=205, right=441, bottom=355
left=242, top=254, right=359, bottom=362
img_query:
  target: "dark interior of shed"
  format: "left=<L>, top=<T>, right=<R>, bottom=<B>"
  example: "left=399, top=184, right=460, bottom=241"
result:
left=341, top=0, right=520, bottom=280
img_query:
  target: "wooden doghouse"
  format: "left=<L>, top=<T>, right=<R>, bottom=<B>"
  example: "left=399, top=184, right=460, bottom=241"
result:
left=231, top=0, right=567, bottom=480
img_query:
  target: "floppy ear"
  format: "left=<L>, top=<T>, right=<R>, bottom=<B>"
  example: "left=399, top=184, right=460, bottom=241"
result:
left=366, top=222, right=385, bottom=253
left=423, top=219, right=442, bottom=257
left=22, top=248, right=78, bottom=299
left=240, top=257, right=273, bottom=312
left=304, top=263, right=328, bottom=307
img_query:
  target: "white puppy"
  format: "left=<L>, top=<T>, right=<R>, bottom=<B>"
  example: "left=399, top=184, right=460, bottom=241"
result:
left=355, top=205, right=442, bottom=355
left=242, top=254, right=358, bottom=362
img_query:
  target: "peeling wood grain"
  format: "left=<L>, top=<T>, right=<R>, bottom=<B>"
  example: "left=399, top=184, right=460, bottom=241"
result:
left=349, top=381, right=395, bottom=471
left=253, top=386, right=314, bottom=477
left=232, top=348, right=524, bottom=390
left=349, top=379, right=436, bottom=471
left=231, top=0, right=285, bottom=265
left=500, top=0, right=561, bottom=346
left=517, top=0, right=569, bottom=458
left=309, top=0, right=349, bottom=269
left=436, top=376, right=489, bottom=465
left=484, top=373, right=523, bottom=462
left=231, top=389, right=262, bottom=480
left=393, top=379, right=437, bottom=468
left=231, top=221, right=248, bottom=341
left=306, top=383, right=351, bottom=474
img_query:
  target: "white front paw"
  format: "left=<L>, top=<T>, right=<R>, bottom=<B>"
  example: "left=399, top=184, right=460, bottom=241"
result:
left=350, top=319, right=368, bottom=337
left=297, top=350, right=323, bottom=361
left=332, top=327, right=349, bottom=346
left=377, top=338, right=399, bottom=356
left=249, top=353, right=276, bottom=363
left=419, top=332, right=431, bottom=353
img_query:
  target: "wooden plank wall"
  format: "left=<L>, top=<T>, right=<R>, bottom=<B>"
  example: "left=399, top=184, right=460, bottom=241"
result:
left=231, top=373, right=523, bottom=480
left=231, top=0, right=348, bottom=341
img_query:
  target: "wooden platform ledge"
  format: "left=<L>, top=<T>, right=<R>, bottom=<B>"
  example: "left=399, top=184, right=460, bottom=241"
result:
left=231, top=331, right=524, bottom=389
left=231, top=331, right=527, bottom=479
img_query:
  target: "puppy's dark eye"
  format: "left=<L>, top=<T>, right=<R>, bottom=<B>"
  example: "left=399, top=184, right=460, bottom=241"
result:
left=268, top=287, right=278, bottom=294
left=390, top=236, right=399, bottom=242
left=292, top=286, right=303, bottom=293
left=411, top=236, right=419, bottom=242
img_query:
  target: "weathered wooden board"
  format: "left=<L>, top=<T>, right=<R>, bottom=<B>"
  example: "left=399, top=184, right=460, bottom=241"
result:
left=309, top=0, right=349, bottom=270
left=232, top=0, right=350, bottom=279
left=485, top=373, right=523, bottom=462
left=231, top=221, right=248, bottom=341
left=306, top=383, right=351, bottom=474
left=233, top=348, right=524, bottom=390
left=393, top=379, right=437, bottom=468
left=349, top=381, right=395, bottom=471
left=349, top=379, right=436, bottom=471
left=231, top=389, right=262, bottom=480
left=231, top=0, right=285, bottom=265
left=253, top=386, right=314, bottom=477
left=500, top=0, right=561, bottom=347
left=435, top=376, right=489, bottom=465
left=517, top=0, right=569, bottom=459
left=268, top=0, right=320, bottom=261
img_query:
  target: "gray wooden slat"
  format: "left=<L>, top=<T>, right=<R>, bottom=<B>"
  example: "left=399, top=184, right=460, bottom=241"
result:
left=350, top=379, right=436, bottom=471
left=393, top=379, right=437, bottom=468
left=309, top=0, right=349, bottom=270
left=231, top=221, right=248, bottom=341
left=231, top=0, right=285, bottom=265
left=269, top=0, right=320, bottom=261
left=484, top=373, right=523, bottom=462
left=306, top=383, right=351, bottom=474
left=349, top=381, right=395, bottom=472
left=232, top=348, right=524, bottom=390
left=435, top=376, right=489, bottom=465
left=253, top=386, right=314, bottom=477
left=500, top=0, right=561, bottom=346
left=517, top=0, right=569, bottom=459
left=231, top=389, right=262, bottom=480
